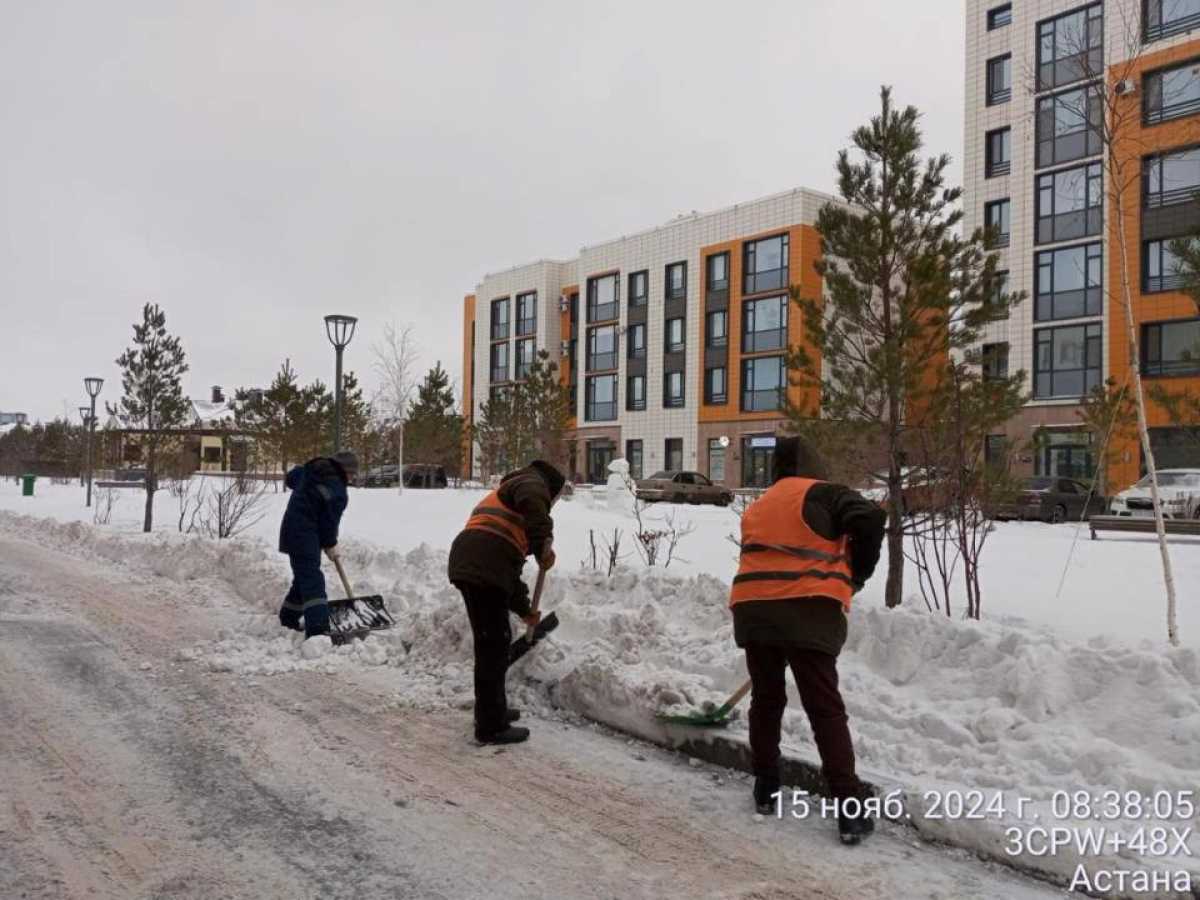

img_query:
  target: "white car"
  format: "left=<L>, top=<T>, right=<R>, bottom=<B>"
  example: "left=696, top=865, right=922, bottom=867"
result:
left=1110, top=469, right=1200, bottom=520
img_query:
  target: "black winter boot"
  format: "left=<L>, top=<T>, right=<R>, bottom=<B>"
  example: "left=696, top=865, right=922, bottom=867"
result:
left=506, top=709, right=521, bottom=723
left=837, top=804, right=876, bottom=845
left=476, top=725, right=530, bottom=745
left=753, top=775, right=781, bottom=815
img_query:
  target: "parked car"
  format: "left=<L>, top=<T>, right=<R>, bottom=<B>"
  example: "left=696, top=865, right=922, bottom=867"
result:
left=635, top=471, right=734, bottom=506
left=864, top=467, right=950, bottom=516
left=360, top=465, right=399, bottom=488
left=992, top=476, right=1108, bottom=523
left=114, top=467, right=146, bottom=483
left=1109, top=469, right=1200, bottom=520
left=402, top=463, right=448, bottom=489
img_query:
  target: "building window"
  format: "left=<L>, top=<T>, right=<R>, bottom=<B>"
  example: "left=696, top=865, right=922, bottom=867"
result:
left=1036, top=4, right=1102, bottom=92
left=706, top=310, right=727, bottom=347
left=1144, top=146, right=1200, bottom=208
left=587, top=273, right=619, bottom=322
left=705, top=366, right=727, bottom=404
left=742, top=356, right=786, bottom=412
left=489, top=342, right=509, bottom=383
left=665, top=438, right=683, bottom=473
left=664, top=371, right=685, bottom=408
left=515, top=291, right=537, bottom=336
left=1035, top=162, right=1102, bottom=244
left=981, top=342, right=1010, bottom=381
left=706, top=252, right=729, bottom=293
left=1143, top=319, right=1200, bottom=376
left=989, top=269, right=1010, bottom=309
left=987, top=54, right=1012, bottom=105
left=1145, top=59, right=1200, bottom=126
left=743, top=233, right=789, bottom=294
left=986, top=127, right=1011, bottom=177
left=587, top=324, right=618, bottom=371
left=665, top=317, right=685, bottom=352
left=1036, top=85, right=1103, bottom=168
left=585, top=374, right=618, bottom=421
left=984, top=199, right=1011, bottom=248
left=628, top=270, right=648, bottom=308
left=515, top=338, right=535, bottom=380
left=987, top=3, right=1012, bottom=29
left=627, top=322, right=646, bottom=358
left=1034, top=323, right=1102, bottom=399
left=708, top=438, right=726, bottom=483
left=1145, top=0, right=1200, bottom=42
left=742, top=295, right=788, bottom=353
left=1036, top=242, right=1102, bottom=320
left=627, top=374, right=646, bottom=411
left=984, top=434, right=1009, bottom=469
left=666, top=261, right=687, bottom=301
left=626, top=440, right=644, bottom=480
left=490, top=298, right=509, bottom=341
left=1144, top=239, right=1188, bottom=292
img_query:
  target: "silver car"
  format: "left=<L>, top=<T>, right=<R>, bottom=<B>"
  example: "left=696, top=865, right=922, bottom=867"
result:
left=634, top=470, right=734, bottom=506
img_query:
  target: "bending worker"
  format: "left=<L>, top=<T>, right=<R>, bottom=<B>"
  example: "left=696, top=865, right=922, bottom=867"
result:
left=277, top=450, right=358, bottom=639
left=730, top=435, right=885, bottom=845
left=448, top=460, right=566, bottom=745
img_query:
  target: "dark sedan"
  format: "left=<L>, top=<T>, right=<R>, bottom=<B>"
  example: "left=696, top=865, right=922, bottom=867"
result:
left=993, top=477, right=1107, bottom=523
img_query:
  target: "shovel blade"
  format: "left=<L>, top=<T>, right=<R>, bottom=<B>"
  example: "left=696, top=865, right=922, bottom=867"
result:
left=655, top=704, right=734, bottom=728
left=509, top=610, right=559, bottom=663
left=327, top=594, right=397, bottom=644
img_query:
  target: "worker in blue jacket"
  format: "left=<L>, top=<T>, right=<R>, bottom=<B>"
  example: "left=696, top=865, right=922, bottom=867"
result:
left=278, top=450, right=357, bottom=638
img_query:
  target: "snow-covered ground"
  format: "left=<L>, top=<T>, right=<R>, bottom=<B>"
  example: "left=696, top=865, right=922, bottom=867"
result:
left=4, top=477, right=1200, bottom=895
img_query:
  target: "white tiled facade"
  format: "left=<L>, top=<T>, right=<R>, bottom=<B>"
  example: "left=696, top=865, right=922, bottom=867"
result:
left=466, top=187, right=836, bottom=480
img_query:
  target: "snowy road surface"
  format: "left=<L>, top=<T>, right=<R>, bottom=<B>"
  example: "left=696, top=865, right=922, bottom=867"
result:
left=0, top=529, right=1062, bottom=900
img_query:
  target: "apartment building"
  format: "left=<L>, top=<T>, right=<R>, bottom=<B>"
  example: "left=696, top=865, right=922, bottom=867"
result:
left=461, top=188, right=833, bottom=487
left=965, top=0, right=1200, bottom=489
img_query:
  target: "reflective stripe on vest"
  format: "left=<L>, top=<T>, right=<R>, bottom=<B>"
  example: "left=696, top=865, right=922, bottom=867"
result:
left=729, top=477, right=855, bottom=611
left=464, top=490, right=530, bottom=556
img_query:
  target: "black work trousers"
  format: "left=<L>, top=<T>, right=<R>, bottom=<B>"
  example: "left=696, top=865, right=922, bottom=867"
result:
left=744, top=643, right=862, bottom=799
left=458, top=583, right=512, bottom=738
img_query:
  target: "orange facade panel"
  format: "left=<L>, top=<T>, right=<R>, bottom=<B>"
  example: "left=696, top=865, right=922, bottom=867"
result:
left=697, top=223, right=822, bottom=424
left=1107, top=42, right=1200, bottom=487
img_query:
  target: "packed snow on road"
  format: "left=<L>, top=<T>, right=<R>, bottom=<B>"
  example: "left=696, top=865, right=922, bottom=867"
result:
left=3, top=478, right=1199, bottom=897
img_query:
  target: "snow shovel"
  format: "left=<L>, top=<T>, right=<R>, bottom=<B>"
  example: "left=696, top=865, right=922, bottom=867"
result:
left=327, top=555, right=397, bottom=645
left=509, top=567, right=559, bottom=663
left=657, top=679, right=752, bottom=727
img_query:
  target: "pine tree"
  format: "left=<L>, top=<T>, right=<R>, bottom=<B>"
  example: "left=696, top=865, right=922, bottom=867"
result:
left=523, top=351, right=571, bottom=469
left=109, top=303, right=191, bottom=532
left=405, top=362, right=464, bottom=478
left=786, top=87, right=1020, bottom=608
left=471, top=351, right=570, bottom=478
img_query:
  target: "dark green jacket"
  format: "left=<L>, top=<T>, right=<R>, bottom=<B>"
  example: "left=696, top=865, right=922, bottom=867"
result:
left=447, top=463, right=560, bottom=616
left=732, top=481, right=885, bottom=656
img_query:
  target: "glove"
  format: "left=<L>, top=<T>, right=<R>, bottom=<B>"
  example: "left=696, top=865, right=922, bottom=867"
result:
left=522, top=611, right=542, bottom=629
left=324, top=545, right=340, bottom=562
left=539, top=547, right=556, bottom=571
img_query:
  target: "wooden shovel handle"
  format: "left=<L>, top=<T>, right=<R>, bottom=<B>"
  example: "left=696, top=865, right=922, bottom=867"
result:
left=331, top=554, right=355, bottom=600
left=722, top=679, right=753, bottom=712
left=525, top=567, right=547, bottom=642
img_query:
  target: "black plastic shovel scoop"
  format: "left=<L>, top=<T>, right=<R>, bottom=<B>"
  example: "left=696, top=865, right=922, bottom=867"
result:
left=509, top=568, right=559, bottom=663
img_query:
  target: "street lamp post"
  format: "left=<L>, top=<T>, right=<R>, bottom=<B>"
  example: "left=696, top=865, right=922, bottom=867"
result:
left=78, top=406, right=90, bottom=486
left=84, top=377, right=103, bottom=507
left=323, top=315, right=358, bottom=452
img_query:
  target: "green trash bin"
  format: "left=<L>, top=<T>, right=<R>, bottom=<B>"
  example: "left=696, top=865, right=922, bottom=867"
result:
left=21, top=474, right=35, bottom=496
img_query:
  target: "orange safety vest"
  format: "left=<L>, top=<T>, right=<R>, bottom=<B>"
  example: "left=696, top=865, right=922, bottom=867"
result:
left=463, top=490, right=530, bottom=556
left=729, top=477, right=855, bottom=611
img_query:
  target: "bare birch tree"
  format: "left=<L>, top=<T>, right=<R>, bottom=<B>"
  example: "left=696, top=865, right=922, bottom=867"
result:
left=371, top=322, right=419, bottom=494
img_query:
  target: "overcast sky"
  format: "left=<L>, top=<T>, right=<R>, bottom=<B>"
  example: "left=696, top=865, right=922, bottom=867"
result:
left=1, top=1, right=963, bottom=423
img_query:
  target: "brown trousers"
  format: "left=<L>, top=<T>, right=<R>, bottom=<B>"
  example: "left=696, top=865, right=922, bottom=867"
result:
left=744, top=643, right=861, bottom=799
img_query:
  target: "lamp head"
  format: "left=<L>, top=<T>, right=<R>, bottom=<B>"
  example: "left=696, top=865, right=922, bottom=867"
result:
left=84, top=376, right=104, bottom=398
left=324, top=314, right=358, bottom=349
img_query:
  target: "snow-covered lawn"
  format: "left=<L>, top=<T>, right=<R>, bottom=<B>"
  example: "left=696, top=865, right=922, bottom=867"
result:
left=4, top=477, right=1200, bottom=892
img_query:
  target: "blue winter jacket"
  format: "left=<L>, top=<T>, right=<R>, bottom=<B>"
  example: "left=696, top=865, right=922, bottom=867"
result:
left=278, top=457, right=349, bottom=556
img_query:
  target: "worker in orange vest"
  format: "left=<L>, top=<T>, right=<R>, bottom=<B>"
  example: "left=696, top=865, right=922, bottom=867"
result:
left=447, top=460, right=566, bottom=744
left=730, top=435, right=885, bottom=845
